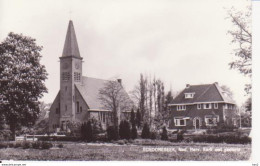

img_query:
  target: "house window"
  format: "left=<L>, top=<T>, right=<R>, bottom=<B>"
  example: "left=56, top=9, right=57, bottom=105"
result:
left=177, top=105, right=186, bottom=111
left=76, top=102, right=79, bottom=113
left=62, top=72, right=70, bottom=81
left=203, top=103, right=212, bottom=109
left=205, top=115, right=219, bottom=126
left=174, top=118, right=187, bottom=126
left=214, top=103, right=218, bottom=109
left=185, top=93, right=195, bottom=99
left=197, top=104, right=202, bottom=109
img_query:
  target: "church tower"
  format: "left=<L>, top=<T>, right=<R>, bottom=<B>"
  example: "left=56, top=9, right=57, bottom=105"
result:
left=59, top=20, right=83, bottom=127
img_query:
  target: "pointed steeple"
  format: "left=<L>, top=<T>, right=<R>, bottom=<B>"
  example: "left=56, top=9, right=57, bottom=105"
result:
left=62, top=20, right=81, bottom=58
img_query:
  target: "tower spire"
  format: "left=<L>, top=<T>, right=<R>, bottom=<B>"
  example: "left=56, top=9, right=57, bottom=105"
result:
left=62, top=20, right=81, bottom=58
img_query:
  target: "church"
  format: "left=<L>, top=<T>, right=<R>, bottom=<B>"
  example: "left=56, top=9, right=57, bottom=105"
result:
left=48, top=21, right=133, bottom=132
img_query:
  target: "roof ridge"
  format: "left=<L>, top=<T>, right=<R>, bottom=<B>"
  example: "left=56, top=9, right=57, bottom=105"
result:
left=82, top=76, right=117, bottom=82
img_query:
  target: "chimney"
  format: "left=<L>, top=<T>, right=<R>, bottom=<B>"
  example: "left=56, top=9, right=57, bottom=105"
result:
left=117, top=79, right=122, bottom=85
left=186, top=84, right=190, bottom=89
left=214, top=82, right=218, bottom=85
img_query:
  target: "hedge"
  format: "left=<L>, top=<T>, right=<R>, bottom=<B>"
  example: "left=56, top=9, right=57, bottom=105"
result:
left=192, top=135, right=251, bottom=144
left=38, top=136, right=81, bottom=142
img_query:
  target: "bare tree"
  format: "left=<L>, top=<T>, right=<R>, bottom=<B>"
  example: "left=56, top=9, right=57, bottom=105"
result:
left=227, top=5, right=251, bottom=94
left=220, top=85, right=234, bottom=98
left=98, top=80, right=132, bottom=134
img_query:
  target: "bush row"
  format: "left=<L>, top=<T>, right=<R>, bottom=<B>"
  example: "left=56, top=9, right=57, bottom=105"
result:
left=192, top=135, right=251, bottom=144
left=38, top=136, right=81, bottom=142
left=0, top=141, right=63, bottom=149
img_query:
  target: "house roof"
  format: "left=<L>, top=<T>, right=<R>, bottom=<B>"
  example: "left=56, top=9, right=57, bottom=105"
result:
left=75, top=76, right=132, bottom=110
left=170, top=83, right=236, bottom=105
left=62, top=20, right=81, bottom=58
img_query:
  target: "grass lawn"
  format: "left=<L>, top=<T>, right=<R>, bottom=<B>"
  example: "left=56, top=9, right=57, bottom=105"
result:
left=0, top=140, right=251, bottom=161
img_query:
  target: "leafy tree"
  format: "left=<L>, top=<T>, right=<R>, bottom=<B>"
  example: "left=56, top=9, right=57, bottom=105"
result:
left=98, top=80, right=133, bottom=140
left=136, top=109, right=141, bottom=129
left=0, top=32, right=48, bottom=140
left=141, top=122, right=150, bottom=139
left=227, top=6, right=251, bottom=94
left=131, top=122, right=137, bottom=139
left=161, top=126, right=168, bottom=140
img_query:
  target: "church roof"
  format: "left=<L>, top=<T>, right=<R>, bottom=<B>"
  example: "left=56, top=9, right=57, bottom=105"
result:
left=75, top=76, right=133, bottom=110
left=62, top=20, right=81, bottom=58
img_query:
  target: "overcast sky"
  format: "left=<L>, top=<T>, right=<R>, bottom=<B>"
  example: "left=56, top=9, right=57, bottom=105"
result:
left=0, top=0, right=251, bottom=106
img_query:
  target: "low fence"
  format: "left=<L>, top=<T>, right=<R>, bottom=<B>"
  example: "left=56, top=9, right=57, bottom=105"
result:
left=15, top=134, right=66, bottom=142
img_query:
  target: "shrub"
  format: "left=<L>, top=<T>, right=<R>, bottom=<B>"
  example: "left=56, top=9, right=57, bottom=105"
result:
left=32, top=141, right=42, bottom=149
left=85, top=121, right=93, bottom=142
left=90, top=118, right=103, bottom=136
left=41, top=142, right=53, bottom=149
left=106, top=126, right=118, bottom=141
left=207, top=123, right=237, bottom=134
left=141, top=123, right=150, bottom=139
left=81, top=119, right=102, bottom=142
left=8, top=142, right=15, bottom=148
left=14, top=142, right=22, bottom=148
left=95, top=133, right=107, bottom=142
left=192, top=135, right=251, bottom=144
left=22, top=141, right=31, bottom=149
left=150, top=132, right=157, bottom=140
left=131, top=123, right=137, bottom=139
left=57, top=143, right=64, bottom=148
left=161, top=127, right=168, bottom=140
left=0, top=130, right=12, bottom=141
left=0, top=142, right=8, bottom=149
left=177, top=132, right=184, bottom=142
left=38, top=136, right=80, bottom=142
left=119, top=120, right=131, bottom=140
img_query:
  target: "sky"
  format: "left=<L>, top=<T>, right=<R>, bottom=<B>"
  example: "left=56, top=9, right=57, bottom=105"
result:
left=0, top=0, right=251, bottom=106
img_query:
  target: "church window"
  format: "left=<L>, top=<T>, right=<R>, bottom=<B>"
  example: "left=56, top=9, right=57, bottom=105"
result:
left=62, top=72, right=70, bottom=81
left=80, top=106, right=82, bottom=113
left=74, top=72, right=81, bottom=81
left=76, top=102, right=79, bottom=113
left=56, top=108, right=59, bottom=114
left=65, top=105, right=67, bottom=111
left=65, top=86, right=67, bottom=91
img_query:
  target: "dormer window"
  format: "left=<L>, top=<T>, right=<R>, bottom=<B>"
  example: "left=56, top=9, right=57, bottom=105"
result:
left=185, top=93, right=195, bottom=99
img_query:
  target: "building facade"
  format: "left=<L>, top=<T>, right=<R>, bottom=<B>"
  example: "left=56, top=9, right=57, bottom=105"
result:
left=168, top=83, right=239, bottom=129
left=48, top=21, right=132, bottom=132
